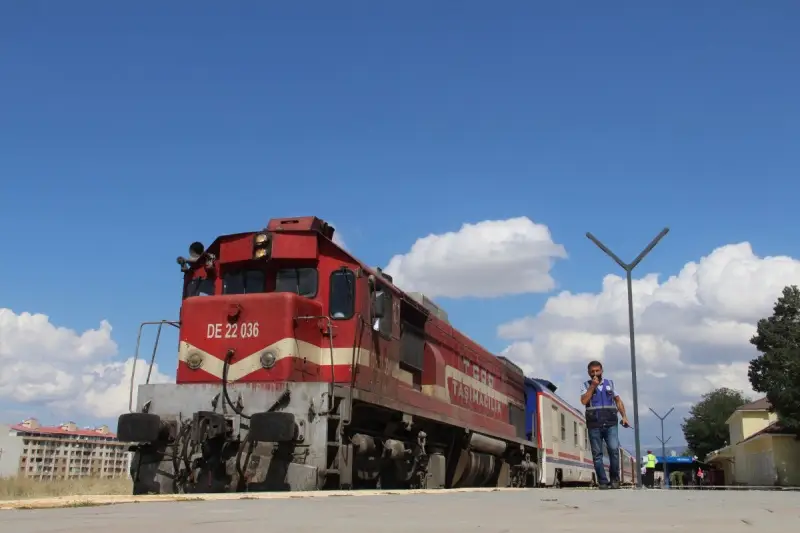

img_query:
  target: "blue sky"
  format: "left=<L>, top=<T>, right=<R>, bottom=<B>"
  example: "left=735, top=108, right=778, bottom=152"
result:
left=2, top=1, right=800, bottom=451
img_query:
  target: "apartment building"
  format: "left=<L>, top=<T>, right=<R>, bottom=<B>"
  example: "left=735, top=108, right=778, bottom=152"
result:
left=0, top=418, right=132, bottom=480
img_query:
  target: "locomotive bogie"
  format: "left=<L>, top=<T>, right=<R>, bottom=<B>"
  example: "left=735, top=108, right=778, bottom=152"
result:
left=121, top=380, right=537, bottom=494
left=124, top=382, right=333, bottom=494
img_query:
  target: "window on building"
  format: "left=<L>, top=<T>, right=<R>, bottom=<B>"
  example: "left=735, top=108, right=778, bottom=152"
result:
left=560, top=413, right=566, bottom=441
left=573, top=421, right=579, bottom=447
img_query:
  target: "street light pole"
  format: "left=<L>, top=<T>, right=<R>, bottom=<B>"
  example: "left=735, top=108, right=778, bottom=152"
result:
left=586, top=227, right=669, bottom=489
left=649, top=406, right=674, bottom=488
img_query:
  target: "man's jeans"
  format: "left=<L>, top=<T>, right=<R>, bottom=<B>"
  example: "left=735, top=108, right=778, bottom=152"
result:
left=588, top=424, right=620, bottom=486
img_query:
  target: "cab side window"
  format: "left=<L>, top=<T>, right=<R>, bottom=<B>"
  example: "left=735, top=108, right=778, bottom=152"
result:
left=373, top=286, right=393, bottom=338
left=329, top=268, right=356, bottom=319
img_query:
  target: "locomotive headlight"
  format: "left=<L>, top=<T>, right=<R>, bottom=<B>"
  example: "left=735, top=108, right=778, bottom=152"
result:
left=253, top=232, right=271, bottom=259
left=186, top=351, right=204, bottom=370
left=260, top=350, right=277, bottom=369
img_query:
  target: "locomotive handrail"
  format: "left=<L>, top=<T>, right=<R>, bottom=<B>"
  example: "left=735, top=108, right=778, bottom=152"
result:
left=342, top=312, right=368, bottom=427
left=128, top=319, right=180, bottom=413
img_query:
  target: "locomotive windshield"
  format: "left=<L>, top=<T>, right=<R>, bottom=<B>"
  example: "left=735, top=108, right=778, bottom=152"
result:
left=185, top=267, right=319, bottom=298
left=223, top=269, right=265, bottom=294
left=275, top=267, right=317, bottom=298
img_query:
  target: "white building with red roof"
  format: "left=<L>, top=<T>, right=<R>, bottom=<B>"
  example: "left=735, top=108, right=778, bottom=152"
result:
left=0, top=417, right=131, bottom=480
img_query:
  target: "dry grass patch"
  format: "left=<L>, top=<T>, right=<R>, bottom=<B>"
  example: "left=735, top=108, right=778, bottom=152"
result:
left=0, top=476, right=132, bottom=500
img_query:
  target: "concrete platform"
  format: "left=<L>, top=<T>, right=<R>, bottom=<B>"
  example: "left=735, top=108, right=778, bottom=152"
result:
left=2, top=488, right=798, bottom=532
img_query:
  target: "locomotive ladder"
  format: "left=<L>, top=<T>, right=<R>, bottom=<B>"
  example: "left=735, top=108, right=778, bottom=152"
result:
left=320, top=312, right=368, bottom=490
left=321, top=392, right=350, bottom=489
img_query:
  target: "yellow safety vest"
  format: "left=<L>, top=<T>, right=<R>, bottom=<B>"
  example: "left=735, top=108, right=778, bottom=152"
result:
left=646, top=454, right=656, bottom=468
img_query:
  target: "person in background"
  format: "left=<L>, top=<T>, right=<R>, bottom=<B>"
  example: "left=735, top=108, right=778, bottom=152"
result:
left=697, top=467, right=705, bottom=488
left=580, top=360, right=630, bottom=490
left=644, top=450, right=657, bottom=488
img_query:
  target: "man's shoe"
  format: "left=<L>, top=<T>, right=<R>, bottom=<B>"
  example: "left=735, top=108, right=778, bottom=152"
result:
left=597, top=484, right=610, bottom=490
left=610, top=480, right=620, bottom=489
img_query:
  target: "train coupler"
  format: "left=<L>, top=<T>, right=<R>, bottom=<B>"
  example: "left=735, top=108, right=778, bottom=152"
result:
left=191, top=411, right=232, bottom=441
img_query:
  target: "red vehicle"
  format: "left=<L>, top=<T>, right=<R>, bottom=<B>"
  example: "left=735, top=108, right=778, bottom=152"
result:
left=118, top=216, right=538, bottom=494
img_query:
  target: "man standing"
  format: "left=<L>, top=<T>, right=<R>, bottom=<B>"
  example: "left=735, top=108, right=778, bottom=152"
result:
left=580, top=360, right=630, bottom=490
left=644, top=450, right=657, bottom=488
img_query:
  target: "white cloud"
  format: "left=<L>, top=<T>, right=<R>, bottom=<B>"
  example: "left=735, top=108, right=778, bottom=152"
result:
left=74, top=357, right=171, bottom=419
left=383, top=216, right=568, bottom=298
left=0, top=308, right=171, bottom=422
left=498, top=242, right=800, bottom=421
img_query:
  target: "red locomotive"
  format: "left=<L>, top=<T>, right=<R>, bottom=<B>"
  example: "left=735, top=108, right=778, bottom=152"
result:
left=118, top=216, right=537, bottom=494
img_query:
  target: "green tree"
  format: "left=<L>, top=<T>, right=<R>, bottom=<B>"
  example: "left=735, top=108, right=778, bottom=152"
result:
left=748, top=285, right=800, bottom=435
left=681, top=387, right=751, bottom=461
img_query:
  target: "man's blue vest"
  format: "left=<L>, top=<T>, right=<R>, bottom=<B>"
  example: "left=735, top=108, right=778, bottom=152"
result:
left=585, top=378, right=618, bottom=429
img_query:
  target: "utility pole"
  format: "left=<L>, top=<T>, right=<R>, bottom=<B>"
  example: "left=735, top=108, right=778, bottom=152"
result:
left=586, top=227, right=669, bottom=489
left=650, top=406, right=674, bottom=488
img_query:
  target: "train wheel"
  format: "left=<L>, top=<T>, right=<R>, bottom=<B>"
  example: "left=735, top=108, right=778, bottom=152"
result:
left=532, top=463, right=541, bottom=488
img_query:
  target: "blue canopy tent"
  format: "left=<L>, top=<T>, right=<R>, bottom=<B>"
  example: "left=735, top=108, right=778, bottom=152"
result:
left=650, top=455, right=707, bottom=488
left=655, top=455, right=695, bottom=467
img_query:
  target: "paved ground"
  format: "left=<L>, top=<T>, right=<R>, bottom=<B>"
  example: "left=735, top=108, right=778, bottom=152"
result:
left=2, top=489, right=799, bottom=532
